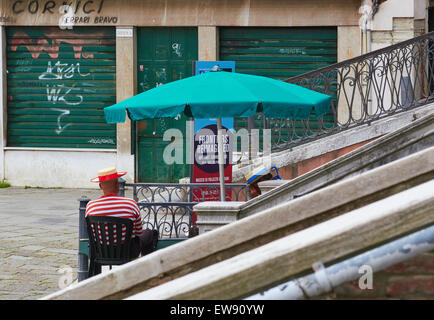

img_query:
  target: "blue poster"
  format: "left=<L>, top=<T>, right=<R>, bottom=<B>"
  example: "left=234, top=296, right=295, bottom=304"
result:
left=192, top=61, right=235, bottom=187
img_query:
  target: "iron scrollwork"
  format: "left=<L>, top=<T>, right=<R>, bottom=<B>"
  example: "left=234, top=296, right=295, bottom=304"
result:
left=264, top=32, right=434, bottom=151
left=124, top=182, right=250, bottom=239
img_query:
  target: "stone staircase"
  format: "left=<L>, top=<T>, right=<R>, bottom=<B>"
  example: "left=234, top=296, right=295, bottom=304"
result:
left=42, top=142, right=434, bottom=300
left=195, top=109, right=434, bottom=232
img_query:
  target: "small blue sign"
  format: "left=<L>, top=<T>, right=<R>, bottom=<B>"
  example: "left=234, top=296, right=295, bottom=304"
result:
left=194, top=61, right=236, bottom=75
left=193, top=60, right=236, bottom=134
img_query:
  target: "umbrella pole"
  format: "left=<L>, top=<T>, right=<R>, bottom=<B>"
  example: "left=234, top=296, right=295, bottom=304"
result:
left=216, top=118, right=226, bottom=201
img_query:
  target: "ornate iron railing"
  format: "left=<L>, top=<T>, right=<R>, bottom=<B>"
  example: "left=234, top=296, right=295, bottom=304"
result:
left=263, top=31, right=434, bottom=151
left=128, top=182, right=250, bottom=203
left=120, top=181, right=250, bottom=238
left=140, top=202, right=194, bottom=238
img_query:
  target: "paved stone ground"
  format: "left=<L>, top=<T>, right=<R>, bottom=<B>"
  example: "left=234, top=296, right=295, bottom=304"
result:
left=0, top=186, right=106, bottom=300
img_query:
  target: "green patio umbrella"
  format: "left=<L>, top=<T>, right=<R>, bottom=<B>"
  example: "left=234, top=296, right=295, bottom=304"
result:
left=104, top=70, right=331, bottom=201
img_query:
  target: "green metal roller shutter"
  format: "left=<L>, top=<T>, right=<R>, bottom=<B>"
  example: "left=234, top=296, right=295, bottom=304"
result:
left=220, top=27, right=337, bottom=144
left=6, top=26, right=116, bottom=149
left=220, top=27, right=337, bottom=79
left=136, top=27, right=198, bottom=183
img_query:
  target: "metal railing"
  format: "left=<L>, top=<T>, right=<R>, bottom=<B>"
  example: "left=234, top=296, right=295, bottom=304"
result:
left=261, top=31, right=434, bottom=151
left=120, top=181, right=250, bottom=238
left=77, top=181, right=249, bottom=281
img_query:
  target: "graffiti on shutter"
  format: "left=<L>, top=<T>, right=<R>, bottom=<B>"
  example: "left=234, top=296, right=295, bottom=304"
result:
left=7, top=26, right=116, bottom=148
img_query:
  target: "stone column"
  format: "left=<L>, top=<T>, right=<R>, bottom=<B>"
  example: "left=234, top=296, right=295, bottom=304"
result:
left=337, top=26, right=363, bottom=126
left=338, top=26, right=362, bottom=63
left=115, top=27, right=136, bottom=180
left=198, top=26, right=218, bottom=61
left=194, top=201, right=243, bottom=234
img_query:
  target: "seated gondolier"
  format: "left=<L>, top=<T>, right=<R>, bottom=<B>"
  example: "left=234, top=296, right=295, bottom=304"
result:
left=85, top=167, right=158, bottom=259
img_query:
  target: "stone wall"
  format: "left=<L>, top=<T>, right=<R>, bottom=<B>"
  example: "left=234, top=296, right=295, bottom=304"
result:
left=323, top=252, right=434, bottom=299
left=276, top=138, right=377, bottom=180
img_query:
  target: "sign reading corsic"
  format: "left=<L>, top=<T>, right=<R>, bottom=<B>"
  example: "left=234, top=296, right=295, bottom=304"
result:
left=3, top=0, right=119, bottom=26
left=11, top=0, right=105, bottom=15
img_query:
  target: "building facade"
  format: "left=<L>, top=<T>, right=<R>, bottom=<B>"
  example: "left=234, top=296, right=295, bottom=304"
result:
left=0, top=0, right=428, bottom=188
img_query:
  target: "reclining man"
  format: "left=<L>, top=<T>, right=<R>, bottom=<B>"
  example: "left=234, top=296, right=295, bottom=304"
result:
left=245, top=165, right=282, bottom=198
left=86, top=167, right=158, bottom=259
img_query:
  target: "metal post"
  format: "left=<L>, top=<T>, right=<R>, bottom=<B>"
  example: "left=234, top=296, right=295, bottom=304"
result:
left=133, top=185, right=138, bottom=202
left=246, top=184, right=252, bottom=201
left=247, top=115, right=255, bottom=161
left=77, top=196, right=90, bottom=282
left=216, top=118, right=226, bottom=201
left=0, top=26, right=7, bottom=182
left=118, top=177, right=126, bottom=197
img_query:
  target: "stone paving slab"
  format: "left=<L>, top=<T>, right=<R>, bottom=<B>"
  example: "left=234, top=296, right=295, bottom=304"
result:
left=43, top=248, right=77, bottom=255
left=20, top=245, right=46, bottom=252
left=0, top=186, right=103, bottom=300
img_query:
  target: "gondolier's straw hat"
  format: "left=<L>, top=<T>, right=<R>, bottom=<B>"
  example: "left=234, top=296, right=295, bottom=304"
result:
left=90, top=167, right=126, bottom=183
left=244, top=165, right=270, bottom=184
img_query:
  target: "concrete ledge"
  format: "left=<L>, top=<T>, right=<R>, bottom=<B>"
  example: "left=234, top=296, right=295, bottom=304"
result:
left=194, top=181, right=289, bottom=234
left=42, top=146, right=434, bottom=300
left=195, top=202, right=243, bottom=234
left=258, top=180, right=289, bottom=194
left=4, top=149, right=118, bottom=189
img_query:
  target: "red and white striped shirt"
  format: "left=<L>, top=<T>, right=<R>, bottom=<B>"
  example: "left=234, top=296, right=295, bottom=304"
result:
left=85, top=194, right=143, bottom=244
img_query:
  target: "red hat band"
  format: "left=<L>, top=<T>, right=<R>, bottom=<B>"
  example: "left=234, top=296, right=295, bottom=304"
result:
left=90, top=167, right=127, bottom=183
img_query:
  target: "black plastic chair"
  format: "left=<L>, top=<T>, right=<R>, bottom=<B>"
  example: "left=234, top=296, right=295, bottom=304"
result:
left=86, top=216, right=134, bottom=277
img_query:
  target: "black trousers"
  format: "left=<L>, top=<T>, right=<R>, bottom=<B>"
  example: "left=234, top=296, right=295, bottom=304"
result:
left=130, top=229, right=159, bottom=259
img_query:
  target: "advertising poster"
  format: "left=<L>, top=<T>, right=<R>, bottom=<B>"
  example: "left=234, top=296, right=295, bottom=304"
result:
left=193, top=118, right=234, bottom=200
left=192, top=61, right=235, bottom=201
